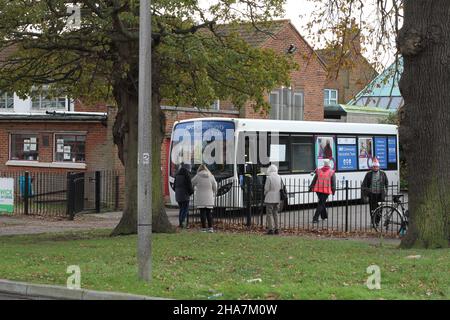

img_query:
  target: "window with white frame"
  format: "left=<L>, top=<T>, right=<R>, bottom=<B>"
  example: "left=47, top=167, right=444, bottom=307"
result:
left=210, top=100, right=220, bottom=110
left=269, top=87, right=304, bottom=120
left=31, top=88, right=67, bottom=110
left=0, top=91, right=14, bottom=109
left=324, top=89, right=338, bottom=106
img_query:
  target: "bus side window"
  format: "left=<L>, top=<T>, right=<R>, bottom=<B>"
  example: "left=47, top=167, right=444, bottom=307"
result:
left=268, top=134, right=290, bottom=172
left=291, top=136, right=314, bottom=173
left=244, top=133, right=258, bottom=165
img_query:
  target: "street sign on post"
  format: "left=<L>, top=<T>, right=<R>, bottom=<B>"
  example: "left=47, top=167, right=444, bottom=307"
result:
left=138, top=0, right=152, bottom=282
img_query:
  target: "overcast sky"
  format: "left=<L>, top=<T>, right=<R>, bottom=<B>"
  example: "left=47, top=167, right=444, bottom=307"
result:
left=198, top=0, right=397, bottom=68
left=283, top=0, right=323, bottom=44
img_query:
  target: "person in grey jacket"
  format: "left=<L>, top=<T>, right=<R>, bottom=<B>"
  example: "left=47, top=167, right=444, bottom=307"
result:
left=174, top=164, right=193, bottom=228
left=264, top=164, right=282, bottom=235
left=192, top=165, right=218, bottom=232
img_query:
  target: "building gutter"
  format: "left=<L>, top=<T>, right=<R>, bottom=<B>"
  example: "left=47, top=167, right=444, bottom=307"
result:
left=0, top=111, right=108, bottom=122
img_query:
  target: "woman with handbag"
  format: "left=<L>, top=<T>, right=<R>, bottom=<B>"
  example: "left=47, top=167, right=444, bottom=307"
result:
left=264, top=164, right=284, bottom=235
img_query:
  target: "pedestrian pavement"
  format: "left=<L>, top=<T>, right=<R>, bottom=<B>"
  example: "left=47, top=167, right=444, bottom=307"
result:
left=0, top=279, right=169, bottom=300
left=0, top=292, right=30, bottom=300
left=0, top=205, right=401, bottom=246
left=0, top=212, right=122, bottom=236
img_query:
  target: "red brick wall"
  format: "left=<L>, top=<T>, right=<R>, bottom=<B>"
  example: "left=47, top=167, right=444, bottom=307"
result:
left=73, top=99, right=109, bottom=113
left=253, top=23, right=327, bottom=121
left=163, top=109, right=239, bottom=137
left=324, top=56, right=377, bottom=104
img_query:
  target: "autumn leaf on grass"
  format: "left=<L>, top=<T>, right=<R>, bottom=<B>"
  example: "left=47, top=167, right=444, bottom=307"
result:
left=265, top=292, right=280, bottom=300
left=405, top=255, right=421, bottom=259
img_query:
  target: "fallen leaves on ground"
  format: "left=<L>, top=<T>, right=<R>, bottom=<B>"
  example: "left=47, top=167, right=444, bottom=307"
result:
left=186, top=221, right=400, bottom=240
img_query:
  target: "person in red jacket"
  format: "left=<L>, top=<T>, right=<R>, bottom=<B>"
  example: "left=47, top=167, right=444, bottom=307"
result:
left=309, top=159, right=336, bottom=223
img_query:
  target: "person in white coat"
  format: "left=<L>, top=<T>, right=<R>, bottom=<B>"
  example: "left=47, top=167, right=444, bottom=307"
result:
left=264, top=164, right=283, bottom=235
left=192, top=165, right=218, bottom=232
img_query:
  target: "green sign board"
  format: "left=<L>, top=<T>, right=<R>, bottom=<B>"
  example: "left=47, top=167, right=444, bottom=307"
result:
left=0, top=178, right=14, bottom=214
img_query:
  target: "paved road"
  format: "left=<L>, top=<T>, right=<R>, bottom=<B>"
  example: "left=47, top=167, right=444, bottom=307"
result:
left=0, top=292, right=29, bottom=300
left=0, top=291, right=58, bottom=300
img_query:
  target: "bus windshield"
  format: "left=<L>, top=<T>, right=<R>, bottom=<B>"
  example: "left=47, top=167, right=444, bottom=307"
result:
left=170, top=120, right=235, bottom=180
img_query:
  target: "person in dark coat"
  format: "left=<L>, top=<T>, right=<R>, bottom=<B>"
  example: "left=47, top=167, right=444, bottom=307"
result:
left=174, top=164, right=193, bottom=228
left=361, top=157, right=389, bottom=224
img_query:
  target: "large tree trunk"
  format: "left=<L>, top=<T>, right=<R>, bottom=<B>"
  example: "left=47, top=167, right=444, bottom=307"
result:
left=397, top=0, right=450, bottom=248
left=110, top=57, right=175, bottom=236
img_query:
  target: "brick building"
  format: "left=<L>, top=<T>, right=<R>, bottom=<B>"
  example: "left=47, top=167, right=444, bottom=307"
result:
left=0, top=45, right=122, bottom=175
left=160, top=20, right=329, bottom=197
left=316, top=25, right=378, bottom=121
left=0, top=92, right=122, bottom=174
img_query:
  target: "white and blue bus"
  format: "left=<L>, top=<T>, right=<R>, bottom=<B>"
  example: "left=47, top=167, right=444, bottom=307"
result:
left=168, top=118, right=400, bottom=207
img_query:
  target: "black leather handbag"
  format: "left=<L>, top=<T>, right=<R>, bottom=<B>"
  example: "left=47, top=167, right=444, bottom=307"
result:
left=280, top=179, right=288, bottom=201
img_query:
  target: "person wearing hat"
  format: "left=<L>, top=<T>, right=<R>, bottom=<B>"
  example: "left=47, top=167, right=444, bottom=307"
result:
left=362, top=157, right=389, bottom=224
left=309, top=159, right=336, bottom=223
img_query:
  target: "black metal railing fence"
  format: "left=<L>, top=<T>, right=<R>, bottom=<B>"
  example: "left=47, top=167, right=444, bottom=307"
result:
left=187, top=178, right=408, bottom=235
left=0, top=170, right=124, bottom=218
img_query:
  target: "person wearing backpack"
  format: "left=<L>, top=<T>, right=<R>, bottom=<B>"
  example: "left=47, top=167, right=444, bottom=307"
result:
left=264, top=164, right=284, bottom=235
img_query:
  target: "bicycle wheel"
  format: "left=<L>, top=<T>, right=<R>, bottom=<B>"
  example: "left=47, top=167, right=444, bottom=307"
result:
left=371, top=205, right=405, bottom=235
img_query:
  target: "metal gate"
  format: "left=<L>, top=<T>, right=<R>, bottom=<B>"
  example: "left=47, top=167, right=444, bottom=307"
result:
left=67, top=172, right=85, bottom=219
left=66, top=171, right=122, bottom=219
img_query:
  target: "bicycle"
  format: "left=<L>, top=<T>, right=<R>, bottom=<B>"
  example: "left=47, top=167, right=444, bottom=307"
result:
left=371, top=194, right=409, bottom=236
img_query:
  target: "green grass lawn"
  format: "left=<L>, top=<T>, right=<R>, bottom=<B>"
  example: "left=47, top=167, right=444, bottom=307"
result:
left=0, top=230, right=448, bottom=300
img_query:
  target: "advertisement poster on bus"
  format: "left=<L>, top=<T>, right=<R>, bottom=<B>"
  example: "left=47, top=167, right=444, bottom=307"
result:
left=388, top=137, right=397, bottom=163
left=374, top=137, right=388, bottom=169
left=0, top=178, right=14, bottom=214
left=358, top=137, right=373, bottom=170
left=337, top=137, right=357, bottom=171
left=315, top=136, right=336, bottom=169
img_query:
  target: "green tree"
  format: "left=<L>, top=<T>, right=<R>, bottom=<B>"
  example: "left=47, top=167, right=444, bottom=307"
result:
left=307, top=0, right=449, bottom=248
left=0, top=1, right=294, bottom=235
